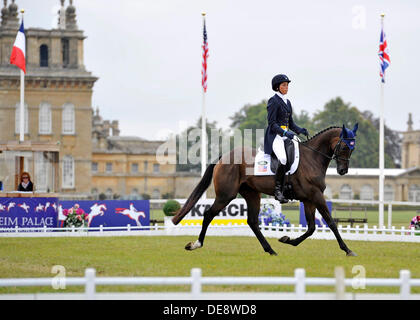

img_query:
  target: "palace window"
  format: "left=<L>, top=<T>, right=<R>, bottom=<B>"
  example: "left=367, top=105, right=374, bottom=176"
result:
left=339, top=184, right=353, bottom=200
left=106, top=188, right=113, bottom=199
left=62, top=155, right=75, bottom=189
left=360, top=184, right=374, bottom=201
left=153, top=163, right=160, bottom=173
left=409, top=185, right=420, bottom=202
left=91, top=162, right=98, bottom=173
left=62, top=103, right=75, bottom=134
left=384, top=184, right=394, bottom=202
left=106, top=162, right=112, bottom=173
left=62, top=38, right=69, bottom=68
left=91, top=188, right=98, bottom=199
left=39, top=103, right=52, bottom=134
left=130, top=188, right=139, bottom=200
left=40, top=44, right=49, bottom=67
left=131, top=163, right=139, bottom=173
left=152, top=188, right=160, bottom=199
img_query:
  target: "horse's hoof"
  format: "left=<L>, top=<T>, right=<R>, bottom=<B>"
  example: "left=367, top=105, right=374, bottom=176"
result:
left=269, top=250, right=278, bottom=256
left=279, top=236, right=290, bottom=243
left=185, top=240, right=202, bottom=251
left=346, top=251, right=357, bottom=257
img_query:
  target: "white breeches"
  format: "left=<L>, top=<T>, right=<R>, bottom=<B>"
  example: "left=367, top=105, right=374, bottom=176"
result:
left=272, top=135, right=288, bottom=165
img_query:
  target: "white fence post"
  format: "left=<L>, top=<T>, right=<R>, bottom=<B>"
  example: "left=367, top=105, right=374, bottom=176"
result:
left=400, top=270, right=411, bottom=300
left=191, top=268, right=202, bottom=299
left=387, top=204, right=392, bottom=229
left=335, top=267, right=346, bottom=300
left=295, top=268, right=305, bottom=300
left=85, top=268, right=96, bottom=300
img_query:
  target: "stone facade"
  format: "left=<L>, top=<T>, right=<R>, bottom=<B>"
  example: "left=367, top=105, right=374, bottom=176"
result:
left=0, top=1, right=97, bottom=197
left=90, top=108, right=210, bottom=199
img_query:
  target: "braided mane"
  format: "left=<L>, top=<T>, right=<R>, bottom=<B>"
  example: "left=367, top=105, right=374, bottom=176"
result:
left=302, top=126, right=341, bottom=144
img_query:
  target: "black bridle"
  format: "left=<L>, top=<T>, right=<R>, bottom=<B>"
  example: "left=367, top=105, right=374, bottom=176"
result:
left=297, top=135, right=354, bottom=162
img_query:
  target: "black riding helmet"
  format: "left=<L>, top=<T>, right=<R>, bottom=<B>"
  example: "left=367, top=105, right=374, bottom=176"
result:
left=272, top=74, right=291, bottom=91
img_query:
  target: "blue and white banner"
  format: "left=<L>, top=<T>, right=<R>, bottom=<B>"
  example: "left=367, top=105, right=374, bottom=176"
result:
left=58, top=200, right=150, bottom=229
left=299, top=201, right=332, bottom=227
left=0, top=197, right=58, bottom=230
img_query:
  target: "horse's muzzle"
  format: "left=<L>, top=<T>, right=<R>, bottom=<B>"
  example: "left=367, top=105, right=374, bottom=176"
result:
left=338, top=168, right=348, bottom=175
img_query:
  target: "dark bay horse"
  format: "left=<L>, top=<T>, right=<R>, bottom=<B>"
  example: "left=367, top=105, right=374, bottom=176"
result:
left=172, top=125, right=359, bottom=256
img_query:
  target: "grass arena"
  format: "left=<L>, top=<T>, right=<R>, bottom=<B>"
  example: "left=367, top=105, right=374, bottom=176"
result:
left=0, top=234, right=419, bottom=295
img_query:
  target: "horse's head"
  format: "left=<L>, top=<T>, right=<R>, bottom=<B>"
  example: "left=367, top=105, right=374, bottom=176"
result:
left=333, top=123, right=358, bottom=175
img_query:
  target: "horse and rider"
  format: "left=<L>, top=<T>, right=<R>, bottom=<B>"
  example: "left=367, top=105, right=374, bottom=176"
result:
left=172, top=74, right=359, bottom=256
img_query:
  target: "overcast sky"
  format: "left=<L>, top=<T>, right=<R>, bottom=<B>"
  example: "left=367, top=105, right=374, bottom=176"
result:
left=17, top=0, right=420, bottom=140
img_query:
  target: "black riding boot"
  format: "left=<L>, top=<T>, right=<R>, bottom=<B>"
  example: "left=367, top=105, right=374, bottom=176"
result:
left=274, top=164, right=288, bottom=204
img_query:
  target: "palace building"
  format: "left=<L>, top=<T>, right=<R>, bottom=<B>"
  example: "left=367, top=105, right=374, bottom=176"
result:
left=0, top=1, right=97, bottom=197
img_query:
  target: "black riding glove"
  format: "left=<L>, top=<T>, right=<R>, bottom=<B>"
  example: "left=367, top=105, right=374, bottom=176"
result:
left=284, top=131, right=295, bottom=140
left=300, top=128, right=309, bottom=136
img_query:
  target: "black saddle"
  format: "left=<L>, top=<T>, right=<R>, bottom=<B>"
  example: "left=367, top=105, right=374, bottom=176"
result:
left=270, top=138, right=295, bottom=174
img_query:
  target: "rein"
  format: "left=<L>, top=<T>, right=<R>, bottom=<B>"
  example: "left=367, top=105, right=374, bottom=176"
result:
left=296, top=135, right=352, bottom=162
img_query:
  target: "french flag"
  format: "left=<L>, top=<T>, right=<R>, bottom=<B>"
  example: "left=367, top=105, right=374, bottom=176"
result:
left=10, top=21, right=26, bottom=74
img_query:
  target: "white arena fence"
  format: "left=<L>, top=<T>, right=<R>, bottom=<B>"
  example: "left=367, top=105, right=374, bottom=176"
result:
left=0, top=223, right=419, bottom=243
left=0, top=267, right=419, bottom=300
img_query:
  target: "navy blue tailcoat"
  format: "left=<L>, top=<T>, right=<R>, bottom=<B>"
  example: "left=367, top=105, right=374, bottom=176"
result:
left=263, top=94, right=303, bottom=155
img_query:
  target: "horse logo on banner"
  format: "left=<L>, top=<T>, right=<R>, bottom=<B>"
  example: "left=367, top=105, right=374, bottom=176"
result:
left=18, top=202, right=30, bottom=213
left=115, top=203, right=146, bottom=226
left=87, top=203, right=107, bottom=227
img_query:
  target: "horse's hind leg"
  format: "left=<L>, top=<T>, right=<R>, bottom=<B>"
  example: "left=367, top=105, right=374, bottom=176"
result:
left=185, top=195, right=235, bottom=251
left=279, top=201, right=316, bottom=246
left=240, top=185, right=277, bottom=256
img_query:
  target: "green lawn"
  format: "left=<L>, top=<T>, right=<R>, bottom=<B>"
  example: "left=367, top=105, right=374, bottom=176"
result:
left=0, top=236, right=419, bottom=294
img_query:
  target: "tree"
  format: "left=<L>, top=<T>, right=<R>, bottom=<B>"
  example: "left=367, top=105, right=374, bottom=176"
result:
left=361, top=110, right=402, bottom=167
left=312, top=97, right=395, bottom=168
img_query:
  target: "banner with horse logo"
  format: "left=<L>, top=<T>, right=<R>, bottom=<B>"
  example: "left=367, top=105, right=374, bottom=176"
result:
left=58, top=200, right=150, bottom=230
left=0, top=197, right=59, bottom=231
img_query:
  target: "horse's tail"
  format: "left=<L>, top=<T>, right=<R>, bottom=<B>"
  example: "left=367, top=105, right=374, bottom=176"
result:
left=172, top=162, right=217, bottom=225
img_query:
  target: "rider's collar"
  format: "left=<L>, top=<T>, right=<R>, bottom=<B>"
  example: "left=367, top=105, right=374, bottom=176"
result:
left=276, top=92, right=288, bottom=104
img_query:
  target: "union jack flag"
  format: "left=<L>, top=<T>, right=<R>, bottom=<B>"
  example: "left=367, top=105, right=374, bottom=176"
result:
left=201, top=17, right=209, bottom=92
left=378, top=25, right=390, bottom=83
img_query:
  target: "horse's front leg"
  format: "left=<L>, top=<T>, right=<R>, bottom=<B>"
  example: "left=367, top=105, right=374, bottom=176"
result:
left=313, top=192, right=356, bottom=256
left=279, top=201, right=316, bottom=246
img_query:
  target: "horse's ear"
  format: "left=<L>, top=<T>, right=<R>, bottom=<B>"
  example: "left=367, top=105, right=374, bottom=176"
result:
left=341, top=124, right=347, bottom=138
left=352, top=123, right=359, bottom=135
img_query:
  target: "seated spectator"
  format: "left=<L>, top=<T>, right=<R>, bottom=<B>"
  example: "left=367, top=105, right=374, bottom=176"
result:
left=17, top=172, right=34, bottom=192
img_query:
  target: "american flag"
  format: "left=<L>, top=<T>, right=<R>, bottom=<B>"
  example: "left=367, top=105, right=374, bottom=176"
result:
left=201, top=17, right=209, bottom=92
left=378, top=25, right=390, bottom=83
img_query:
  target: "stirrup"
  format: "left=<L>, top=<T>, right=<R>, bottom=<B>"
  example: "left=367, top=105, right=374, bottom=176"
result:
left=274, top=187, right=288, bottom=204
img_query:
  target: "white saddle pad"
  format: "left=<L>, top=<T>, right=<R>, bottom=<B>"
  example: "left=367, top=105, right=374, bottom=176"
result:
left=254, top=139, right=300, bottom=176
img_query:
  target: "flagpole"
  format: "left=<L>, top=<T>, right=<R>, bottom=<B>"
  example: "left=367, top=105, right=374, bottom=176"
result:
left=378, top=13, right=385, bottom=229
left=201, top=12, right=207, bottom=200
left=19, top=9, right=25, bottom=143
